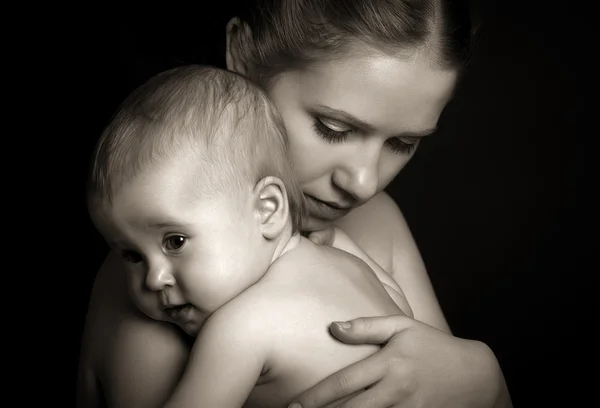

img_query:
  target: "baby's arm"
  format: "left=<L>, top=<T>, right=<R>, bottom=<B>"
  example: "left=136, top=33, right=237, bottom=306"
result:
left=76, top=360, right=100, bottom=408
left=162, top=303, right=269, bottom=408
left=310, top=227, right=413, bottom=317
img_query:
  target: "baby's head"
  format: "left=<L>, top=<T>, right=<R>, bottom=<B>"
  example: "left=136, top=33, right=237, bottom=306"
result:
left=88, top=65, right=306, bottom=335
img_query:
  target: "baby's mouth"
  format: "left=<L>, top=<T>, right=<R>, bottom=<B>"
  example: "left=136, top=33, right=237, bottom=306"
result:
left=164, top=303, right=194, bottom=322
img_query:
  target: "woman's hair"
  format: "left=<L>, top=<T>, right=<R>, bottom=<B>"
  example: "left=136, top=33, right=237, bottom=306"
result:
left=88, top=65, right=306, bottom=232
left=236, top=0, right=474, bottom=87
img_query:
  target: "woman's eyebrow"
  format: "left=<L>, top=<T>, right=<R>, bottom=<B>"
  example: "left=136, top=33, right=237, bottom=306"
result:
left=394, top=127, right=437, bottom=138
left=311, top=104, right=437, bottom=137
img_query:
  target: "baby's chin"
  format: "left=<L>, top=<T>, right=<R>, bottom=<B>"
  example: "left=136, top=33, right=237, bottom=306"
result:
left=137, top=308, right=202, bottom=336
left=152, top=316, right=203, bottom=337
left=178, top=321, right=203, bottom=337
left=150, top=313, right=205, bottom=337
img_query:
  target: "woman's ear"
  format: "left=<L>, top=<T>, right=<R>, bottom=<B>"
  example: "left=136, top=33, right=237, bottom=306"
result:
left=253, top=176, right=290, bottom=240
left=225, top=17, right=253, bottom=76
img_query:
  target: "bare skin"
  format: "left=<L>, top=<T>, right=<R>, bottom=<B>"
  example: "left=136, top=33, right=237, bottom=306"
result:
left=161, top=237, right=404, bottom=408
left=78, top=17, right=512, bottom=408
left=77, top=191, right=436, bottom=408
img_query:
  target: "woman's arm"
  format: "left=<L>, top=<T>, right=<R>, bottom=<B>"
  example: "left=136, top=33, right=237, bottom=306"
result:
left=291, top=315, right=513, bottom=408
left=336, top=192, right=450, bottom=332
left=291, top=192, right=513, bottom=407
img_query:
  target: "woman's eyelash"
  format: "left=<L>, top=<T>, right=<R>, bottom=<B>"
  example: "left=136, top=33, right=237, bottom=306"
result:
left=312, top=118, right=418, bottom=155
left=385, top=138, right=418, bottom=155
left=312, top=119, right=350, bottom=143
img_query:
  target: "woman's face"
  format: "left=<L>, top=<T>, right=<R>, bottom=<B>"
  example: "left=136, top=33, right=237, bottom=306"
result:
left=265, top=49, right=458, bottom=231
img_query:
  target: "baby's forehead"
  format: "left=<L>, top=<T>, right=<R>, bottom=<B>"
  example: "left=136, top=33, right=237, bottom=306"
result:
left=90, top=176, right=191, bottom=227
left=125, top=163, right=196, bottom=196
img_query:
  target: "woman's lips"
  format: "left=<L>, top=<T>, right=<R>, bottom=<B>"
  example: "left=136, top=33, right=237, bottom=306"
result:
left=305, top=195, right=351, bottom=221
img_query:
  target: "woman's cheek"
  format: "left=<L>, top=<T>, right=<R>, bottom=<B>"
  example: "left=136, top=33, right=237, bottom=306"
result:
left=288, top=136, right=335, bottom=184
left=378, top=151, right=413, bottom=189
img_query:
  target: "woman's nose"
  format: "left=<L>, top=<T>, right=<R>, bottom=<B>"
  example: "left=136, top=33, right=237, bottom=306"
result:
left=332, top=149, right=380, bottom=202
left=145, top=261, right=175, bottom=292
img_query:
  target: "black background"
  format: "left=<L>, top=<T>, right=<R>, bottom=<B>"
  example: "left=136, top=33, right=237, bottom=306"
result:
left=58, top=1, right=579, bottom=406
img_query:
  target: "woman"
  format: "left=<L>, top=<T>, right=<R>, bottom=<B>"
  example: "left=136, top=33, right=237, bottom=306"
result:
left=78, top=1, right=512, bottom=407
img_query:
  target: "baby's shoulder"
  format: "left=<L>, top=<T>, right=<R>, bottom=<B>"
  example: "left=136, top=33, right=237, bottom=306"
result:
left=266, top=238, right=366, bottom=282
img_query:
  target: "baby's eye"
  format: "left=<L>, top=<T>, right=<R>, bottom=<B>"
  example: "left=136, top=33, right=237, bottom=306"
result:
left=121, top=250, right=143, bottom=264
left=164, top=235, right=186, bottom=251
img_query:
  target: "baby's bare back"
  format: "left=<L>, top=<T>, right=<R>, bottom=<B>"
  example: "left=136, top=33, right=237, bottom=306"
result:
left=241, top=238, right=402, bottom=407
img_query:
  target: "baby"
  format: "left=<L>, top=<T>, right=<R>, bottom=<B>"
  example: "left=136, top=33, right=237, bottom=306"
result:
left=87, top=65, right=410, bottom=408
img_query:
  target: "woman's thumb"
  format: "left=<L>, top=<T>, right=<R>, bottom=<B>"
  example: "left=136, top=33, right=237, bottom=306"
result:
left=330, top=315, right=415, bottom=344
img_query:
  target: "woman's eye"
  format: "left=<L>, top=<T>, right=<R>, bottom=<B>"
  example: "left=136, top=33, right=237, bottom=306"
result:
left=385, top=137, right=419, bottom=155
left=312, top=118, right=352, bottom=143
left=313, top=116, right=419, bottom=155
left=121, top=250, right=143, bottom=264
left=164, top=235, right=186, bottom=251
left=319, top=118, right=350, bottom=133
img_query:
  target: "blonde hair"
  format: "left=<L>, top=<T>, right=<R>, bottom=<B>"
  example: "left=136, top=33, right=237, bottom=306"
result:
left=88, top=65, right=306, bottom=232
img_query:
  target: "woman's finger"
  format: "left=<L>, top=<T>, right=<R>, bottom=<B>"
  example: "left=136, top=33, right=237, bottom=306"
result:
left=289, top=352, right=386, bottom=408
left=330, top=315, right=416, bottom=345
left=334, top=378, right=414, bottom=408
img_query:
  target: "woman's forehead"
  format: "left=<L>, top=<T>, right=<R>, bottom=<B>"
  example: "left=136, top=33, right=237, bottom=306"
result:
left=274, top=51, right=457, bottom=135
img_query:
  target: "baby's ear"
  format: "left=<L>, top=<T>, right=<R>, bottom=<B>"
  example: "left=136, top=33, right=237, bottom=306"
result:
left=253, top=176, right=290, bottom=240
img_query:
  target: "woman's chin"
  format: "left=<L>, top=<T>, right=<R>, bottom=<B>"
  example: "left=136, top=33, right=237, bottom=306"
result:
left=303, top=216, right=334, bottom=232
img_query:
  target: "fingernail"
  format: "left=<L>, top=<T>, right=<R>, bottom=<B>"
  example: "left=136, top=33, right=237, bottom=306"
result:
left=288, top=403, right=302, bottom=408
left=334, top=321, right=351, bottom=329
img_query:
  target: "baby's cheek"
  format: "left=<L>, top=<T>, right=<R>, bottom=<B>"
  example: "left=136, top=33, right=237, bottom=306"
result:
left=125, top=277, right=160, bottom=319
left=135, top=296, right=163, bottom=321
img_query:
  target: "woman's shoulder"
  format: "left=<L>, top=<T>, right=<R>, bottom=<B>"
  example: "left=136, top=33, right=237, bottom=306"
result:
left=337, top=191, right=406, bottom=238
left=335, top=191, right=410, bottom=270
left=360, top=191, right=402, bottom=216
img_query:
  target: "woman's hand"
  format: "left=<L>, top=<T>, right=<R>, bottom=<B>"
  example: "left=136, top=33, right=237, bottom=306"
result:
left=288, top=315, right=512, bottom=408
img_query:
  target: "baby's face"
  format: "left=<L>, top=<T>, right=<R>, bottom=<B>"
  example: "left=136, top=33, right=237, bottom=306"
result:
left=91, top=164, right=272, bottom=336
